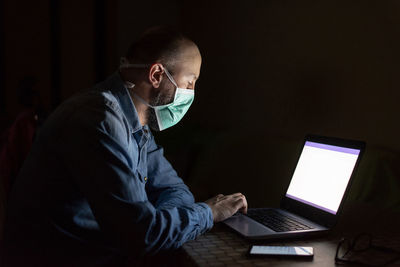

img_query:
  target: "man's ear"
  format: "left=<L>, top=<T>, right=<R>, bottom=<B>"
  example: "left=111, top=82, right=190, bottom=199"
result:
left=148, top=63, right=165, bottom=88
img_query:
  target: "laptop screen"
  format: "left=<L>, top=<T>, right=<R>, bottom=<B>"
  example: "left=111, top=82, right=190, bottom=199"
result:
left=285, top=141, right=360, bottom=215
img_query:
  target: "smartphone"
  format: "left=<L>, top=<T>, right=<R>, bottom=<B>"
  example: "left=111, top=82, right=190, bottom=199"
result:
left=248, top=245, right=314, bottom=259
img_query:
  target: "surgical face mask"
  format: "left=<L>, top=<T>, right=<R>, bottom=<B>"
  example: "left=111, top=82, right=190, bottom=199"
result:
left=119, top=57, right=195, bottom=131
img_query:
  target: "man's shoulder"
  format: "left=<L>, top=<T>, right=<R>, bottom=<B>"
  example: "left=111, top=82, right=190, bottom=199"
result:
left=56, top=88, right=120, bottom=119
left=44, top=88, right=125, bottom=133
left=41, top=73, right=137, bottom=142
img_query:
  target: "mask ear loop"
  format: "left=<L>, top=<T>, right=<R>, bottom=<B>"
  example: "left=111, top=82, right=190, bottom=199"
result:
left=119, top=57, right=151, bottom=69
left=121, top=58, right=176, bottom=86
left=120, top=60, right=180, bottom=107
left=125, top=81, right=135, bottom=89
left=163, top=67, right=178, bottom=88
left=119, top=57, right=152, bottom=90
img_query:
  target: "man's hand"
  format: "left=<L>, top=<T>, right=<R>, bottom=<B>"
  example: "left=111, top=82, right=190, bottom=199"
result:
left=205, top=193, right=248, bottom=223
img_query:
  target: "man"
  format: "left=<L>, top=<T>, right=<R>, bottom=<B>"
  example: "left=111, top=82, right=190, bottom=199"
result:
left=3, top=27, right=247, bottom=266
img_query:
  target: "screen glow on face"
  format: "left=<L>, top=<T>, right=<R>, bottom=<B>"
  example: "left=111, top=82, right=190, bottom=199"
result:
left=286, top=141, right=360, bottom=214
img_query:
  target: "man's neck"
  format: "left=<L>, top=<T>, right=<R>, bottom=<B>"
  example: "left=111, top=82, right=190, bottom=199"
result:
left=120, top=70, right=149, bottom=127
left=129, top=90, right=148, bottom=126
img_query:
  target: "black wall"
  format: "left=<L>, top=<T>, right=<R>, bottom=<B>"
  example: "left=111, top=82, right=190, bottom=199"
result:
left=2, top=0, right=400, bottom=208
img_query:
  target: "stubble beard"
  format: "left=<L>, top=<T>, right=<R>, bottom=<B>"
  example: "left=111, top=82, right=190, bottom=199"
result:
left=146, top=86, right=176, bottom=131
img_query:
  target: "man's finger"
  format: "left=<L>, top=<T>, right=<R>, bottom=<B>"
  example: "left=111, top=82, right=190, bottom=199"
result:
left=239, top=196, right=248, bottom=214
left=231, top=195, right=247, bottom=214
left=230, top=192, right=244, bottom=197
left=231, top=194, right=245, bottom=200
left=232, top=197, right=245, bottom=210
left=216, top=194, right=224, bottom=200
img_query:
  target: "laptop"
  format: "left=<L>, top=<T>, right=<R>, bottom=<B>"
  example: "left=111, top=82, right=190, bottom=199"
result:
left=223, top=134, right=366, bottom=239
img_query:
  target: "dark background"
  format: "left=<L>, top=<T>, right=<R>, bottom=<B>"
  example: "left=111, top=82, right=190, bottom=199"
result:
left=1, top=0, right=399, bottom=210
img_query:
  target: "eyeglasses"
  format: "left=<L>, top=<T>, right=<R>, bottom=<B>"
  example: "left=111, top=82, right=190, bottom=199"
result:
left=335, top=233, right=400, bottom=266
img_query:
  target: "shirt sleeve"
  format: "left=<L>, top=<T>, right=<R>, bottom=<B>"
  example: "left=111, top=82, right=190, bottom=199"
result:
left=145, top=132, right=199, bottom=210
left=58, top=101, right=213, bottom=255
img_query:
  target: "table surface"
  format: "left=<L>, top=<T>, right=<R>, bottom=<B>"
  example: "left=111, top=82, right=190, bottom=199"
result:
left=181, top=203, right=400, bottom=267
left=182, top=224, right=339, bottom=267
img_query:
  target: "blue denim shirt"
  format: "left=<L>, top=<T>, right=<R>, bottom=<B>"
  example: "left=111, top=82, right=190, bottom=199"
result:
left=4, top=72, right=213, bottom=263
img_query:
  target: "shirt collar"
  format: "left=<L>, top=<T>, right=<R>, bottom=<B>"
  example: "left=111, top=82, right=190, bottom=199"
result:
left=105, top=71, right=143, bottom=133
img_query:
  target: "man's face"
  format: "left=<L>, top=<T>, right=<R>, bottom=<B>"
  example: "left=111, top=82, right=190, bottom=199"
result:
left=147, top=44, right=201, bottom=130
left=150, top=45, right=201, bottom=106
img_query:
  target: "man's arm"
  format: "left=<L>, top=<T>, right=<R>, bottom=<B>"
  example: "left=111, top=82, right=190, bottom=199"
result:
left=58, top=104, right=213, bottom=255
left=144, top=132, right=248, bottom=221
left=145, top=133, right=197, bottom=210
left=58, top=101, right=247, bottom=255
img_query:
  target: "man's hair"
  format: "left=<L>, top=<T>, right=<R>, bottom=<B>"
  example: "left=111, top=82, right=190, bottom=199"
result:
left=125, top=26, right=194, bottom=72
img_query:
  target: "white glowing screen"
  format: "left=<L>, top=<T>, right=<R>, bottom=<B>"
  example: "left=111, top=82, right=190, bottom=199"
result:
left=286, top=141, right=360, bottom=214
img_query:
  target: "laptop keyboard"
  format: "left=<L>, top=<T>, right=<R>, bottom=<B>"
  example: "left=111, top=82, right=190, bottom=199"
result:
left=246, top=209, right=314, bottom=232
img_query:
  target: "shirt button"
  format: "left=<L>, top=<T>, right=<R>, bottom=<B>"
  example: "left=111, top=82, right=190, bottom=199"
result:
left=144, top=177, right=148, bottom=182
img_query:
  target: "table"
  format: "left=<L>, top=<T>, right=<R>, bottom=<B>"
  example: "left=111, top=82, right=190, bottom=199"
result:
left=182, top=224, right=339, bottom=266
left=180, top=202, right=400, bottom=266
